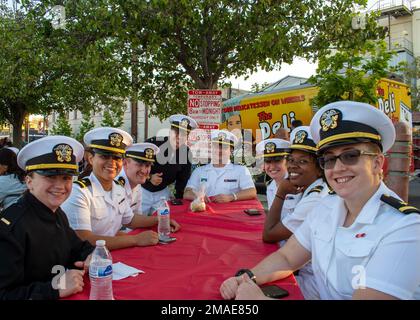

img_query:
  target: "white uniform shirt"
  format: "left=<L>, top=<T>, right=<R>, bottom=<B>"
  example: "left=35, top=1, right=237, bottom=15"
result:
left=278, top=178, right=328, bottom=300
left=294, top=182, right=420, bottom=300
left=116, top=168, right=143, bottom=215
left=186, top=163, right=255, bottom=197
left=62, top=173, right=134, bottom=237
left=266, top=172, right=288, bottom=210
left=266, top=180, right=277, bottom=210
left=282, top=178, right=329, bottom=233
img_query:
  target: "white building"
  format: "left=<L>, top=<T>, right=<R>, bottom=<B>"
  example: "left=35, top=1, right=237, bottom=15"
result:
left=370, top=0, right=420, bottom=90
left=47, top=87, right=248, bottom=141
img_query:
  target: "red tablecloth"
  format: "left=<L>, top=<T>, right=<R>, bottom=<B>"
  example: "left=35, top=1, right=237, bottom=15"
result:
left=68, top=199, right=304, bottom=300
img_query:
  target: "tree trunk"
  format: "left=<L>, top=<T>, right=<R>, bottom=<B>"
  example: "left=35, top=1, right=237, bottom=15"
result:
left=12, top=117, right=25, bottom=148
left=10, top=103, right=27, bottom=148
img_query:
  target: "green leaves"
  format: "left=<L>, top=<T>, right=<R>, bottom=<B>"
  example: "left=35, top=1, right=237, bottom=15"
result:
left=309, top=10, right=396, bottom=108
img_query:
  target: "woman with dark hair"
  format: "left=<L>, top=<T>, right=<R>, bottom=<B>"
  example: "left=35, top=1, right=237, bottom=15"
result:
left=259, top=126, right=329, bottom=300
left=0, top=148, right=27, bottom=209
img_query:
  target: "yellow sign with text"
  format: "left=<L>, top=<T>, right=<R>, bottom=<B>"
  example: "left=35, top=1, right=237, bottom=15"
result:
left=221, top=78, right=412, bottom=142
left=221, top=85, right=318, bottom=141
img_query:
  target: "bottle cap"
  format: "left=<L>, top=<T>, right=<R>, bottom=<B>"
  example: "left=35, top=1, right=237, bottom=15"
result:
left=96, top=240, right=106, bottom=247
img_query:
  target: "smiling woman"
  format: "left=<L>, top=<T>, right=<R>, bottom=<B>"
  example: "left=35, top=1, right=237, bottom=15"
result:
left=0, top=136, right=94, bottom=300
left=220, top=101, right=420, bottom=301
left=61, top=127, right=177, bottom=252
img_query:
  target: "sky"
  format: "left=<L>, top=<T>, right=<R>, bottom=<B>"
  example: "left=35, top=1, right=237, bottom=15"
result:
left=227, top=58, right=318, bottom=91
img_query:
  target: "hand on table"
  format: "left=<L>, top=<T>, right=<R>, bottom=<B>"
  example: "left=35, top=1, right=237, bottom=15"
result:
left=220, top=276, right=241, bottom=300
left=57, top=269, right=86, bottom=298
left=235, top=274, right=268, bottom=300
left=74, top=254, right=91, bottom=272
left=211, top=194, right=234, bottom=203
left=134, top=230, right=159, bottom=246
left=170, top=219, right=181, bottom=232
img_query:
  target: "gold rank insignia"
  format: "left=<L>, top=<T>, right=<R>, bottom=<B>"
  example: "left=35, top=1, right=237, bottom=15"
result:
left=265, top=142, right=276, bottom=153
left=320, top=109, right=340, bottom=132
left=109, top=133, right=123, bottom=147
left=145, top=148, right=154, bottom=159
left=180, top=118, right=190, bottom=129
left=218, top=132, right=227, bottom=141
left=53, top=144, right=73, bottom=163
left=294, top=130, right=307, bottom=144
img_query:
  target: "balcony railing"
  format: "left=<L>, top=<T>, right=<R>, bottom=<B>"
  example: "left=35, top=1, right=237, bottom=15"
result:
left=390, top=37, right=414, bottom=53
left=368, top=0, right=412, bottom=15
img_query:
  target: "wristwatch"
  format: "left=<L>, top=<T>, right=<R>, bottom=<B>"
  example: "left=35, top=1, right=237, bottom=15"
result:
left=231, top=193, right=238, bottom=201
left=235, top=269, right=257, bottom=283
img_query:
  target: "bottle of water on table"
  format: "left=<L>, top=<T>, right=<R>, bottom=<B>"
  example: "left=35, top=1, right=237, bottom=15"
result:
left=157, top=196, right=170, bottom=239
left=89, top=240, right=114, bottom=300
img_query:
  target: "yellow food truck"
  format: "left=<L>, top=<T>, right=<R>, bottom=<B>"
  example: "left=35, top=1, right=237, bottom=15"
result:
left=221, top=77, right=412, bottom=141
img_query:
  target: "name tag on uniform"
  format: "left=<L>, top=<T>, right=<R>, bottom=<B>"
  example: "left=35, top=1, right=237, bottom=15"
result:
left=200, top=178, right=208, bottom=182
left=224, top=179, right=237, bottom=182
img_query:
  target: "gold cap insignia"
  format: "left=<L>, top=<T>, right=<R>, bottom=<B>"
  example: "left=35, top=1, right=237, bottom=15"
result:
left=217, top=132, right=227, bottom=141
left=180, top=118, right=190, bottom=129
left=265, top=142, right=276, bottom=153
left=294, top=130, right=307, bottom=144
left=53, top=144, right=73, bottom=163
left=109, top=133, right=123, bottom=147
left=320, top=109, right=341, bottom=132
left=145, top=148, right=154, bottom=159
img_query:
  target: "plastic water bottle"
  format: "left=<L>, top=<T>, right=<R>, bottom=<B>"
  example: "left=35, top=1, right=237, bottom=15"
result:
left=157, top=197, right=170, bottom=239
left=89, top=240, right=114, bottom=300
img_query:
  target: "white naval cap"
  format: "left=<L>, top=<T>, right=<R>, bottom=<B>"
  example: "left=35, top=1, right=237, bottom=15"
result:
left=84, top=127, right=133, bottom=155
left=5, top=146, right=19, bottom=155
left=211, top=129, right=238, bottom=147
left=17, top=135, right=84, bottom=175
left=169, top=114, right=198, bottom=132
left=125, top=142, right=160, bottom=163
left=310, top=101, right=395, bottom=153
left=289, top=126, right=318, bottom=153
left=256, top=138, right=290, bottom=159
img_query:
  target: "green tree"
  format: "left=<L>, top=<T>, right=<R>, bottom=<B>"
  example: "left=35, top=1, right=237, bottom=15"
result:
left=75, top=110, right=95, bottom=142
left=118, top=0, right=373, bottom=119
left=50, top=112, right=72, bottom=136
left=100, top=104, right=126, bottom=128
left=251, top=82, right=271, bottom=93
left=308, top=12, right=396, bottom=108
left=0, top=3, right=129, bottom=146
left=37, top=0, right=371, bottom=120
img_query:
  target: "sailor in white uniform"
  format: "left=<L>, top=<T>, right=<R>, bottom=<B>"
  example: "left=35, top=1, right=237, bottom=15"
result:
left=63, top=127, right=165, bottom=250
left=116, top=143, right=180, bottom=231
left=184, top=130, right=257, bottom=203
left=220, top=101, right=420, bottom=300
left=255, top=138, right=290, bottom=209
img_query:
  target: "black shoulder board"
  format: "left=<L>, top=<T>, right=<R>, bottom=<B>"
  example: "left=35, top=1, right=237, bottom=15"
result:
left=74, top=178, right=91, bottom=188
left=328, top=189, right=336, bottom=195
left=307, top=185, right=324, bottom=196
left=115, top=176, right=126, bottom=187
left=380, top=194, right=420, bottom=214
left=0, top=201, right=26, bottom=228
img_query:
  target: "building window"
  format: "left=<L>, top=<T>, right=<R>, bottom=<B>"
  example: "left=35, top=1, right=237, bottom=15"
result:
left=73, top=110, right=78, bottom=120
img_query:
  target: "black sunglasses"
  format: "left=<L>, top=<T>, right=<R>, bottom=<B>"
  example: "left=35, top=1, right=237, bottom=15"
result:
left=318, top=149, right=378, bottom=170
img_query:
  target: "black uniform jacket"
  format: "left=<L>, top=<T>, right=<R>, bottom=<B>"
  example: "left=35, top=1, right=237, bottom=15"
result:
left=0, top=192, right=94, bottom=300
left=141, top=136, right=192, bottom=199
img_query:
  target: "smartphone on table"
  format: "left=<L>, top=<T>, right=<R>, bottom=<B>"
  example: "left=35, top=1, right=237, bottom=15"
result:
left=261, top=285, right=289, bottom=299
left=244, top=208, right=262, bottom=216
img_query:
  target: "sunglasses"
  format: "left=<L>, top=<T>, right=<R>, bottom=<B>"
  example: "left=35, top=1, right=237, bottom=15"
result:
left=318, top=149, right=378, bottom=170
